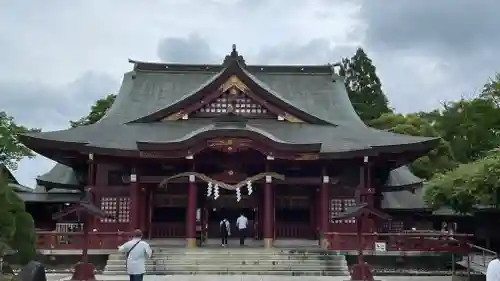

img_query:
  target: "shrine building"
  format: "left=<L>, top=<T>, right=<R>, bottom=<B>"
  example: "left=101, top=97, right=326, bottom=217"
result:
left=19, top=45, right=441, bottom=249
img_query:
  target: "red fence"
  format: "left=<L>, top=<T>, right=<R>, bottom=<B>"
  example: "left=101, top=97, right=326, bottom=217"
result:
left=36, top=231, right=131, bottom=250
left=323, top=232, right=472, bottom=253
left=36, top=230, right=472, bottom=253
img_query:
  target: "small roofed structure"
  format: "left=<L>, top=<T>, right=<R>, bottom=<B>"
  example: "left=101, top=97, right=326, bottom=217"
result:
left=52, top=188, right=112, bottom=281
left=331, top=204, right=391, bottom=281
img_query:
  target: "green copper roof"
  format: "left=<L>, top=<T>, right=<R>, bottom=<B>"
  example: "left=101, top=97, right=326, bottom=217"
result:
left=100, top=62, right=365, bottom=126
left=23, top=119, right=437, bottom=156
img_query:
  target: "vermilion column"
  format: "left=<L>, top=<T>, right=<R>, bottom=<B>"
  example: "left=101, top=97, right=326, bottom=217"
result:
left=319, top=166, right=330, bottom=249
left=186, top=174, right=197, bottom=248
left=139, top=187, right=147, bottom=232
left=263, top=180, right=273, bottom=248
left=129, top=168, right=139, bottom=231
left=263, top=161, right=274, bottom=248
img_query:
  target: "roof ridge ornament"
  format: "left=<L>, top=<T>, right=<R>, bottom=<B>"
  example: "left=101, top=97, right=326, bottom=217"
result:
left=328, top=62, right=344, bottom=82
left=223, top=44, right=246, bottom=67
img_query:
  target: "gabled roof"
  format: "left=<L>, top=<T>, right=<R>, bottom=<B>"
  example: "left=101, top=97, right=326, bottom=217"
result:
left=99, top=49, right=364, bottom=127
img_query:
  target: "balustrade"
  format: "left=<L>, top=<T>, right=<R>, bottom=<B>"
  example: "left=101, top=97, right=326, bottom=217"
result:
left=36, top=231, right=131, bottom=250
left=275, top=223, right=314, bottom=239
left=323, top=232, right=473, bottom=253
left=150, top=222, right=186, bottom=238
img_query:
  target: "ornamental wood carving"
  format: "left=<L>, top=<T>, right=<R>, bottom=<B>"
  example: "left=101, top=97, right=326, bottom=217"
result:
left=207, top=138, right=253, bottom=153
left=220, top=75, right=249, bottom=93
left=293, top=153, right=319, bottom=160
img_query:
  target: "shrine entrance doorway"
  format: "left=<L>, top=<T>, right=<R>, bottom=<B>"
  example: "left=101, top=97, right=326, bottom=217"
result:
left=203, top=189, right=259, bottom=239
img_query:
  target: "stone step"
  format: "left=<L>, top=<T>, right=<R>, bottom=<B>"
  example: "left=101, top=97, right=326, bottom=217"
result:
left=107, top=256, right=346, bottom=261
left=105, top=264, right=347, bottom=270
left=103, top=270, right=349, bottom=276
left=103, top=247, right=349, bottom=276
left=107, top=260, right=347, bottom=266
left=108, top=253, right=346, bottom=260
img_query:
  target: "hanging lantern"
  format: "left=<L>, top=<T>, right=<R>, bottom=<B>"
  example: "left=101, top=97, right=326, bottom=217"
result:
left=246, top=180, right=253, bottom=195
left=236, top=187, right=241, bottom=202
left=214, top=184, right=220, bottom=200
left=207, top=182, right=213, bottom=197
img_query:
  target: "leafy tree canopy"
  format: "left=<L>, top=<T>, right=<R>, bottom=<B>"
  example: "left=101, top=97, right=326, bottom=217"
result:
left=70, top=94, right=116, bottom=127
left=0, top=172, right=35, bottom=263
left=432, top=98, right=500, bottom=163
left=0, top=112, right=39, bottom=170
left=480, top=72, right=500, bottom=108
left=424, top=149, right=500, bottom=214
left=340, top=48, right=392, bottom=123
left=369, top=113, right=457, bottom=179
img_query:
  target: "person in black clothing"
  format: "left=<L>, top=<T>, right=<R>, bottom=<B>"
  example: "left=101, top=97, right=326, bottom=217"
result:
left=219, top=217, right=231, bottom=247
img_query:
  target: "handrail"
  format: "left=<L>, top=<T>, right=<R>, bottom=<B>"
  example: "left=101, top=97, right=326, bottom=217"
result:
left=467, top=243, right=497, bottom=273
left=468, top=243, right=497, bottom=255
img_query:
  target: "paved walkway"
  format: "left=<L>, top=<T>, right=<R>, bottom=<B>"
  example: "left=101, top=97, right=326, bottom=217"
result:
left=51, top=274, right=459, bottom=281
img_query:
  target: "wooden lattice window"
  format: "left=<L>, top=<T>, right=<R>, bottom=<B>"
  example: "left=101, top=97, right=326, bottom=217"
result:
left=330, top=198, right=357, bottom=224
left=330, top=199, right=342, bottom=224
left=100, top=196, right=130, bottom=223
left=195, top=88, right=274, bottom=118
left=100, top=197, right=117, bottom=223
left=342, top=199, right=356, bottom=224
left=118, top=197, right=130, bottom=223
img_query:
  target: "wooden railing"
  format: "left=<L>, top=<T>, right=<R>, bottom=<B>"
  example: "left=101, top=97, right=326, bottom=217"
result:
left=36, top=231, right=131, bottom=250
left=150, top=222, right=185, bottom=238
left=276, top=223, right=314, bottom=239
left=323, top=232, right=473, bottom=253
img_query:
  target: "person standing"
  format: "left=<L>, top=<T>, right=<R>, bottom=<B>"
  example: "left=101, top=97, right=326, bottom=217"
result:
left=219, top=217, right=231, bottom=247
left=487, top=253, right=500, bottom=281
left=236, top=212, right=248, bottom=246
left=118, top=229, right=152, bottom=281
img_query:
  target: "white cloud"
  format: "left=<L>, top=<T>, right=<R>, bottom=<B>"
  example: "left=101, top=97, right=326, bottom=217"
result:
left=0, top=0, right=497, bottom=186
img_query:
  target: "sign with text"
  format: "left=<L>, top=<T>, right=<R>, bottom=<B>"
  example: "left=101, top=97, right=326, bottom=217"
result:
left=374, top=242, right=387, bottom=252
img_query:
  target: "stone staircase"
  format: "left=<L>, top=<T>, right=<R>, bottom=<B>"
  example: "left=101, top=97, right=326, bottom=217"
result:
left=103, top=246, right=349, bottom=276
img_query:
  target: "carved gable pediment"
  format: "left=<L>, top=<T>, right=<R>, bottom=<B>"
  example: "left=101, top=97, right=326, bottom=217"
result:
left=163, top=75, right=304, bottom=122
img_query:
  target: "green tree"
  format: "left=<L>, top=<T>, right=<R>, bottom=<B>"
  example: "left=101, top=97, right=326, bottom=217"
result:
left=432, top=98, right=500, bottom=163
left=424, top=150, right=500, bottom=214
left=480, top=73, right=500, bottom=108
left=10, top=211, right=36, bottom=265
left=0, top=171, right=35, bottom=264
left=70, top=94, right=116, bottom=127
left=370, top=113, right=457, bottom=179
left=0, top=112, right=39, bottom=171
left=339, top=48, right=392, bottom=123
left=0, top=173, right=16, bottom=257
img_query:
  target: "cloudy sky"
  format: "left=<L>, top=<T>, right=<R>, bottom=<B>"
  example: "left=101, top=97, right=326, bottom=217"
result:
left=1, top=0, right=499, bottom=187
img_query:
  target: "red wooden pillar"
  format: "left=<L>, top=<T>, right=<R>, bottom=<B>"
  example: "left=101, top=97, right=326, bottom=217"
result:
left=186, top=166, right=197, bottom=248
left=263, top=161, right=274, bottom=248
left=139, top=186, right=147, bottom=232
left=263, top=180, right=273, bottom=247
left=319, top=166, right=330, bottom=249
left=186, top=177, right=197, bottom=248
left=129, top=168, right=140, bottom=231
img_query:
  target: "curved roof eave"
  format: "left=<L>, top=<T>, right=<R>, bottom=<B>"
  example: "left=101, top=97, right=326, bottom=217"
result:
left=137, top=124, right=323, bottom=153
left=36, top=163, right=82, bottom=190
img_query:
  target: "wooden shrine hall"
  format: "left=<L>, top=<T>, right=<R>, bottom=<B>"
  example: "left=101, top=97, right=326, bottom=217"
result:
left=19, top=45, right=468, bottom=252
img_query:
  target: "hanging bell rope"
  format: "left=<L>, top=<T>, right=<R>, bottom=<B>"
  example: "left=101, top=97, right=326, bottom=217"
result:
left=159, top=172, right=285, bottom=191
